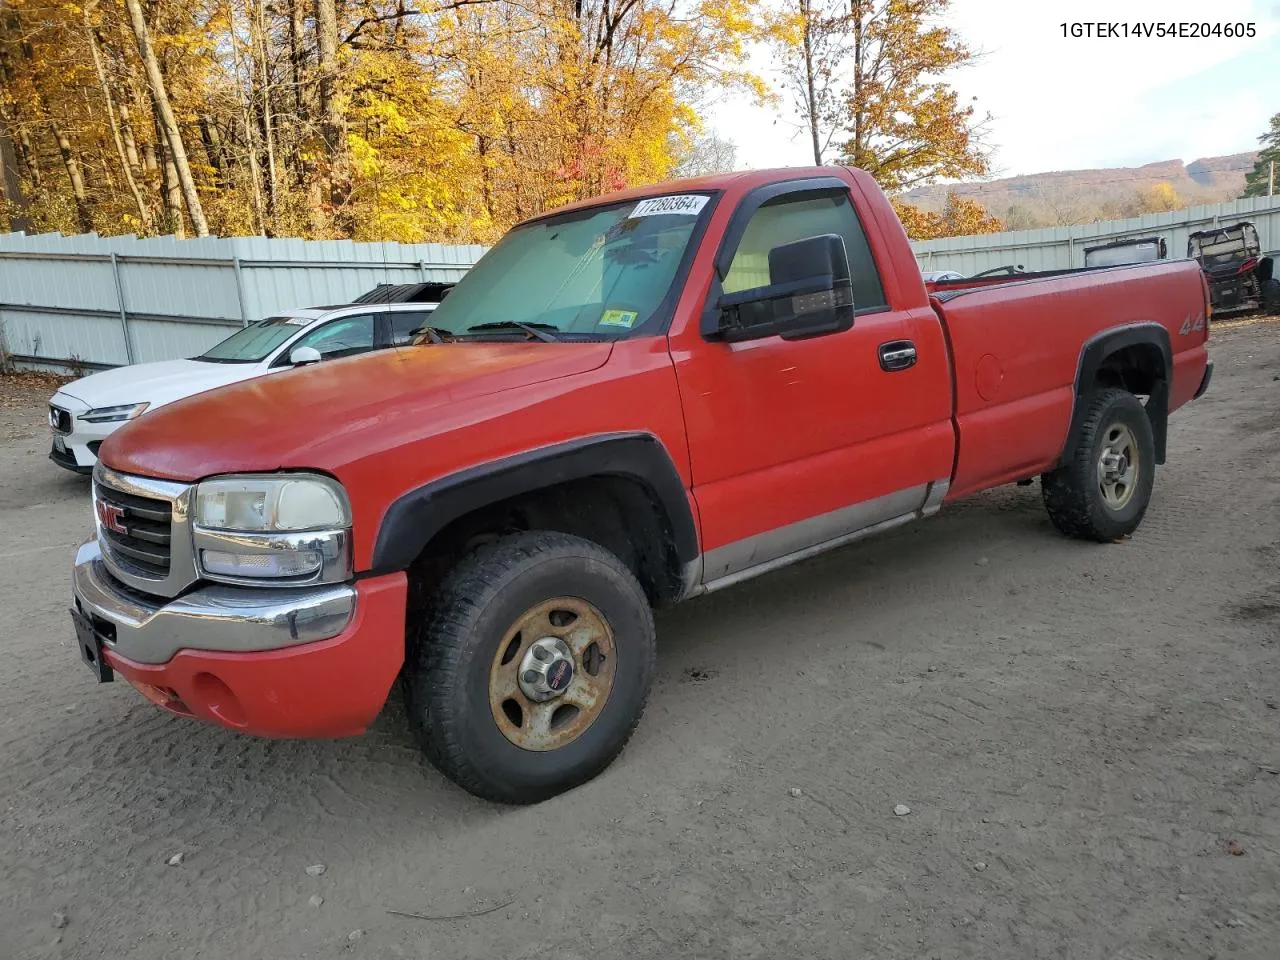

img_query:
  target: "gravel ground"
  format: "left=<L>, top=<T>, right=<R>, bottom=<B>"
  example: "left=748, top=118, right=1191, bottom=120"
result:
left=1, top=322, right=1278, bottom=960
left=0, top=372, right=65, bottom=443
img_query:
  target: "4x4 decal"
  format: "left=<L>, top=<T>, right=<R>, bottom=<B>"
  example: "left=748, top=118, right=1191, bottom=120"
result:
left=1179, top=312, right=1205, bottom=336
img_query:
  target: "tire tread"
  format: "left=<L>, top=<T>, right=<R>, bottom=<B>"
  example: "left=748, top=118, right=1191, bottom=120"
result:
left=406, top=531, right=655, bottom=804
left=1042, top=387, right=1153, bottom=542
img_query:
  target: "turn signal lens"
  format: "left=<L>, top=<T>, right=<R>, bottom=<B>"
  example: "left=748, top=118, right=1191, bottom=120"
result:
left=200, top=549, right=322, bottom=579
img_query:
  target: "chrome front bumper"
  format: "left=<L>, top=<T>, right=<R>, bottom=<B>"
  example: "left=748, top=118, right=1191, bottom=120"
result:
left=72, top=540, right=357, bottom=665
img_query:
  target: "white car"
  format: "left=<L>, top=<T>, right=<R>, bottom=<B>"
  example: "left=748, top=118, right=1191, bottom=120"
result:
left=48, top=301, right=439, bottom=473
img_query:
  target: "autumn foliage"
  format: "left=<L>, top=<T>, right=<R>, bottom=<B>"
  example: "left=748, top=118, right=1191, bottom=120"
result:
left=892, top=193, right=1003, bottom=241
left=1, top=0, right=1016, bottom=244
left=0, top=0, right=762, bottom=242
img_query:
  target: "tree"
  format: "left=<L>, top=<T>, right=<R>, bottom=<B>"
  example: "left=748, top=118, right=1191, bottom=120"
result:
left=313, top=0, right=348, bottom=233
left=892, top=191, right=1002, bottom=240
left=0, top=0, right=30, bottom=231
left=121, top=0, right=209, bottom=235
left=768, top=0, right=851, bottom=164
left=83, top=1, right=150, bottom=230
left=939, top=192, right=1003, bottom=235
left=0, top=0, right=764, bottom=241
left=1242, top=111, right=1279, bottom=198
left=839, top=0, right=989, bottom=191
left=671, top=131, right=738, bottom=178
left=1135, top=181, right=1180, bottom=213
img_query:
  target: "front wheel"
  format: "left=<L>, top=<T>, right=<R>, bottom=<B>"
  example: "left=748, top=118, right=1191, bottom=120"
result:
left=1042, top=388, right=1155, bottom=542
left=404, top=531, right=656, bottom=804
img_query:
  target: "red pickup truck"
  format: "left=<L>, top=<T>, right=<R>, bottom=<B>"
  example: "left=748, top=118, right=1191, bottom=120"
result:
left=71, top=166, right=1212, bottom=803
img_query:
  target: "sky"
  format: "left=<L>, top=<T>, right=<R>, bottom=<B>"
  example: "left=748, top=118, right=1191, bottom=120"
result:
left=706, top=0, right=1280, bottom=178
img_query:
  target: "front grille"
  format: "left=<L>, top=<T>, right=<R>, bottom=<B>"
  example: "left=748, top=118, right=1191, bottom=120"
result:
left=96, top=485, right=173, bottom=577
left=49, top=405, right=71, bottom=434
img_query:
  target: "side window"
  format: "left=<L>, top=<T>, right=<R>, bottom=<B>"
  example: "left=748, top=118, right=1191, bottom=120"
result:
left=291, top=314, right=376, bottom=361
left=722, top=191, right=887, bottom=310
left=390, top=310, right=435, bottom=346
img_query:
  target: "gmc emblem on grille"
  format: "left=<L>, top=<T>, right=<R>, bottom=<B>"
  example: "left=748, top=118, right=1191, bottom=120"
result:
left=96, top=501, right=127, bottom=535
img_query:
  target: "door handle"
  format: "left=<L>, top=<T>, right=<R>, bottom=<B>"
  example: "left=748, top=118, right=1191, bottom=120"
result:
left=879, top=340, right=917, bottom=372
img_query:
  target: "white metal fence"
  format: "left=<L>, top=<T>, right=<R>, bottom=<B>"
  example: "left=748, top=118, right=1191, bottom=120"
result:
left=0, top=232, right=485, bottom=371
left=4, top=194, right=1278, bottom=372
left=911, top=195, right=1280, bottom=275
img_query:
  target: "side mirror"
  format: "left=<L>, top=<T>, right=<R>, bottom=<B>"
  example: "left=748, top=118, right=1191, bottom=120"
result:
left=289, top=346, right=322, bottom=366
left=708, top=234, right=854, bottom=343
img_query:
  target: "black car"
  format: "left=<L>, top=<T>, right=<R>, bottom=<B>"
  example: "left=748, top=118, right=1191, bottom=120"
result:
left=353, top=281, right=456, bottom=304
left=1187, top=222, right=1279, bottom=316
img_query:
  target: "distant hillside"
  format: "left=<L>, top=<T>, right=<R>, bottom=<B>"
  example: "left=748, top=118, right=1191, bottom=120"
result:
left=900, top=153, right=1258, bottom=228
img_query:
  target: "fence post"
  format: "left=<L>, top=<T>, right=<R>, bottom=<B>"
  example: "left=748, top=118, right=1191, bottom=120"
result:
left=231, top=256, right=250, bottom=327
left=417, top=260, right=427, bottom=283
left=110, top=252, right=135, bottom=364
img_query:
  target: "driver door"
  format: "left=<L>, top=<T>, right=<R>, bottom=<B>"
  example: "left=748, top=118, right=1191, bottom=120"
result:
left=673, top=180, right=952, bottom=583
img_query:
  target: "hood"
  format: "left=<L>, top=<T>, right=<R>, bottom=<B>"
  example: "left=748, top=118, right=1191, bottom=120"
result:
left=55, top=358, right=264, bottom=410
left=100, top=342, right=614, bottom=481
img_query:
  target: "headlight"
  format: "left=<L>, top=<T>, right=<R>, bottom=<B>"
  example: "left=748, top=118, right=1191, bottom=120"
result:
left=193, top=474, right=352, bottom=586
left=195, top=475, right=349, bottom=532
left=78, top=402, right=149, bottom=423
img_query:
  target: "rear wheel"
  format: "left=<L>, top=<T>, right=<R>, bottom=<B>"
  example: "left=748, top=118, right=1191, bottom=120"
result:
left=1042, top=388, right=1155, bottom=542
left=404, top=531, right=656, bottom=804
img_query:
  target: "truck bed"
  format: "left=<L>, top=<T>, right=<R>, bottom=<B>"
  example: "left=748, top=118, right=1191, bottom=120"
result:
left=926, top=259, right=1210, bottom=499
left=924, top=261, right=1193, bottom=298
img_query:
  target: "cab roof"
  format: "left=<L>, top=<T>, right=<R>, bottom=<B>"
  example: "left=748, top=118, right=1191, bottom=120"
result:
left=528, top=166, right=850, bottom=224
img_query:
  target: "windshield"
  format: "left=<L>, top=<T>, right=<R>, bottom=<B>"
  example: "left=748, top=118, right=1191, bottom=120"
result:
left=1189, top=226, right=1257, bottom=269
left=197, top=316, right=313, bottom=363
left=425, top=194, right=712, bottom=340
left=1085, top=241, right=1162, bottom=267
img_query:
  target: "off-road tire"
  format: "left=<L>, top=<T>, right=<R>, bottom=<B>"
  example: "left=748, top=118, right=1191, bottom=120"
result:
left=1262, top=277, right=1280, bottom=316
left=1042, top=388, right=1155, bottom=542
left=404, top=531, right=656, bottom=804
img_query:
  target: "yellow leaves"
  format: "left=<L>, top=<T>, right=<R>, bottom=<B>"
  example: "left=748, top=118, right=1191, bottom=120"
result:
left=7, top=0, right=765, bottom=242
left=1136, top=182, right=1181, bottom=213
left=348, top=134, right=381, bottom=178
left=893, top=193, right=1004, bottom=241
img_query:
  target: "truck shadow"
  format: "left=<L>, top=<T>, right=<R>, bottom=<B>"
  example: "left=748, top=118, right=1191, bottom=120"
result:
left=655, top=482, right=1056, bottom=665
left=46, top=483, right=1078, bottom=835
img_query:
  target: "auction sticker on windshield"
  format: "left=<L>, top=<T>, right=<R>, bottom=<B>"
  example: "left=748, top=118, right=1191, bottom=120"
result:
left=630, top=195, right=708, bottom=218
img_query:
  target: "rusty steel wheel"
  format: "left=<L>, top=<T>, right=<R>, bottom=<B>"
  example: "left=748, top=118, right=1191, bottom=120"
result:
left=488, top=597, right=617, bottom=751
left=404, top=531, right=656, bottom=804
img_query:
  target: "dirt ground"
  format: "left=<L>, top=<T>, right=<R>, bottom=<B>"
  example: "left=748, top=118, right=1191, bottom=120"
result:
left=1, top=322, right=1278, bottom=960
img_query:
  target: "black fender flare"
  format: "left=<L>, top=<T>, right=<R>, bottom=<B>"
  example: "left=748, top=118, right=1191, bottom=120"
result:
left=368, top=431, right=699, bottom=575
left=1065, top=322, right=1172, bottom=466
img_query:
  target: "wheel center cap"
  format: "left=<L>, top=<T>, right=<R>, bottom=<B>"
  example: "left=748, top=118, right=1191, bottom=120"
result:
left=517, top=637, right=575, bottom=702
left=1100, top=449, right=1127, bottom=481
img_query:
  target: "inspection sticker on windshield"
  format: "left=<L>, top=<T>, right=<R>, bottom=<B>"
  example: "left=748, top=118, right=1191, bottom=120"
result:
left=629, top=195, right=708, bottom=218
left=599, top=309, right=639, bottom=328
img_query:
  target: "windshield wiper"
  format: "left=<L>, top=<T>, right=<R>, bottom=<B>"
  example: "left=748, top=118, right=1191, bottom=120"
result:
left=463, top=321, right=560, bottom=342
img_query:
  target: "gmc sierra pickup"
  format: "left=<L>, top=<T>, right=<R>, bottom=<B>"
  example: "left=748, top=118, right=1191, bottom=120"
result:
left=71, top=166, right=1213, bottom=803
